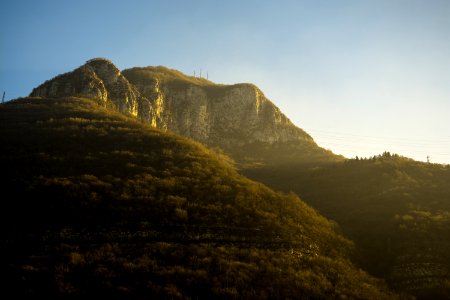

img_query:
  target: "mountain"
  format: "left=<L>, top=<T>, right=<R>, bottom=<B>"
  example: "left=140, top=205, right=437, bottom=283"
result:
left=30, top=58, right=338, bottom=166
left=243, top=154, right=450, bottom=299
left=26, top=58, right=449, bottom=298
left=0, top=97, right=400, bottom=298
left=122, top=66, right=337, bottom=164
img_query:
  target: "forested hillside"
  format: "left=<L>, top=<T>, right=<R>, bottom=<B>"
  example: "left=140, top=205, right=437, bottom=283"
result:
left=243, top=154, right=450, bottom=299
left=0, top=97, right=400, bottom=299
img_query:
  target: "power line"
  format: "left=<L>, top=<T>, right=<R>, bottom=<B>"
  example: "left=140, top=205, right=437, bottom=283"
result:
left=307, top=129, right=450, bottom=144
left=305, top=128, right=450, bottom=163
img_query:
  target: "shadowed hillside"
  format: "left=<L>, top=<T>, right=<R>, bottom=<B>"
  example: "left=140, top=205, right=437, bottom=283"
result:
left=243, top=154, right=450, bottom=299
left=0, top=97, right=401, bottom=299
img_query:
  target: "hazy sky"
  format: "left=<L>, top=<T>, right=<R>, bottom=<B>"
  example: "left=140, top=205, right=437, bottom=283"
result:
left=1, top=0, right=449, bottom=163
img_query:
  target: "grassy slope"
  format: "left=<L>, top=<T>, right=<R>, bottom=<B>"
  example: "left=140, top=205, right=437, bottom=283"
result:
left=0, top=97, right=401, bottom=299
left=122, top=66, right=217, bottom=88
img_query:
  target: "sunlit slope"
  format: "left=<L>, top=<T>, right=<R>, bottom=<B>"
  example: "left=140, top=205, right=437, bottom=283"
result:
left=0, top=97, right=400, bottom=299
left=243, top=154, right=450, bottom=299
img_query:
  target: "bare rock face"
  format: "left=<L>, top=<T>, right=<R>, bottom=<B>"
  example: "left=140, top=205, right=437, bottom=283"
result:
left=30, top=58, right=154, bottom=120
left=122, top=67, right=316, bottom=149
left=30, top=63, right=109, bottom=106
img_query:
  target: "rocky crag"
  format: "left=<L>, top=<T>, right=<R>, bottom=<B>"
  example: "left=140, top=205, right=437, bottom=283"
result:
left=30, top=58, right=156, bottom=123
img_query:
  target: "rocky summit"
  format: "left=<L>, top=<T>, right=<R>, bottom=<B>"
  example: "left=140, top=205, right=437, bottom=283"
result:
left=30, top=58, right=338, bottom=164
left=30, top=58, right=154, bottom=120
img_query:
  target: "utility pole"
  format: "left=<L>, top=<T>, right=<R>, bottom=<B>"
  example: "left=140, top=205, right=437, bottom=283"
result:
left=427, top=155, right=430, bottom=163
left=2, top=91, right=5, bottom=104
left=200, top=68, right=202, bottom=78
left=207, top=72, right=209, bottom=80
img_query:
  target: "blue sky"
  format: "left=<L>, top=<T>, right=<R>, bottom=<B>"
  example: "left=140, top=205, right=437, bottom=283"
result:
left=1, top=0, right=449, bottom=163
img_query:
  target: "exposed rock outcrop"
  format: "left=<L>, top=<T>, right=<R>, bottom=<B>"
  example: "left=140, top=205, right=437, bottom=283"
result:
left=124, top=67, right=313, bottom=145
left=123, top=66, right=337, bottom=163
left=30, top=58, right=155, bottom=121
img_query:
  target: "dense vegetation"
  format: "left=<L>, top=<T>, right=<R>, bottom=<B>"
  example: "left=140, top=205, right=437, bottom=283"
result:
left=243, top=153, right=450, bottom=299
left=0, top=97, right=401, bottom=299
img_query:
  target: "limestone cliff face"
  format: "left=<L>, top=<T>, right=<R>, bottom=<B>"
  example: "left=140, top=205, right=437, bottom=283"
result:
left=30, top=63, right=109, bottom=106
left=122, top=67, right=316, bottom=152
left=30, top=58, right=155, bottom=121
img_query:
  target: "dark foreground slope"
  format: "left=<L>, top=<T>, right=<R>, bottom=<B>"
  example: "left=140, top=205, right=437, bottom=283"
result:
left=243, top=154, right=450, bottom=299
left=0, top=98, right=400, bottom=299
